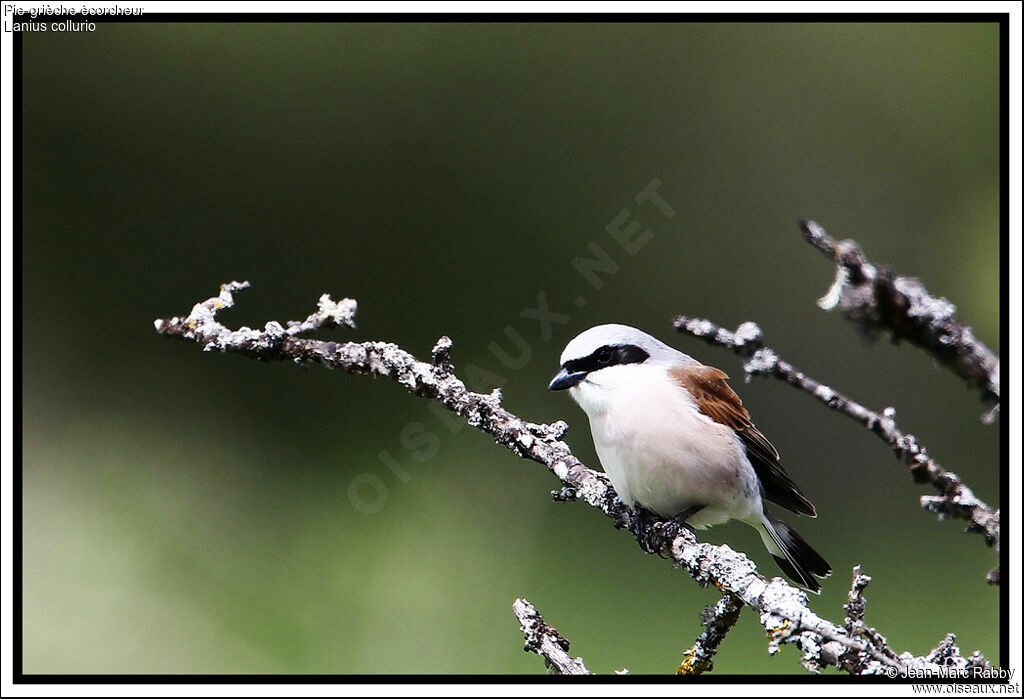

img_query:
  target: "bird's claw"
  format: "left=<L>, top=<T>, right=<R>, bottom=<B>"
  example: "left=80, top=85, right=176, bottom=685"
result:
left=663, top=506, right=702, bottom=539
left=629, top=504, right=703, bottom=557
left=628, top=504, right=666, bottom=555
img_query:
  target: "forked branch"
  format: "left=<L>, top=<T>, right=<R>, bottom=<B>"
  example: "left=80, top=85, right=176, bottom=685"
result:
left=672, top=316, right=999, bottom=569
left=800, top=220, right=999, bottom=411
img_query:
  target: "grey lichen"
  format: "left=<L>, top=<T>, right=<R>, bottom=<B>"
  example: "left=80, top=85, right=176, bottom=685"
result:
left=801, top=220, right=999, bottom=407
left=513, top=598, right=591, bottom=675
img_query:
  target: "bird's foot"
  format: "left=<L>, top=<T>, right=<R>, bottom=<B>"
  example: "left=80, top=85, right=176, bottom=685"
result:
left=630, top=504, right=704, bottom=557
left=627, top=504, right=664, bottom=555
left=662, top=505, right=704, bottom=540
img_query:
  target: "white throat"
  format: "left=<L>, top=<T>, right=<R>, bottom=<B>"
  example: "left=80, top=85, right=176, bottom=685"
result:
left=568, top=362, right=672, bottom=417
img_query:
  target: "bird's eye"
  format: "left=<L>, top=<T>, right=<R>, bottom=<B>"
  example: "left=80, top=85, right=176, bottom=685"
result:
left=597, top=348, right=614, bottom=365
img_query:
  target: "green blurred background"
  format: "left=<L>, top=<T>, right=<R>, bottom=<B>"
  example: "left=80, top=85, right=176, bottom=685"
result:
left=20, top=21, right=1001, bottom=675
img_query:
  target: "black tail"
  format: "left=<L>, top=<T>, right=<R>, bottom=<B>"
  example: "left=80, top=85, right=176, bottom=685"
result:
left=762, top=514, right=831, bottom=593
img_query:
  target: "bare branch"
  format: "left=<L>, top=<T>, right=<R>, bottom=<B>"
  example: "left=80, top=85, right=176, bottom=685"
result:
left=672, top=316, right=999, bottom=563
left=801, top=220, right=1000, bottom=411
left=676, top=593, right=743, bottom=675
left=153, top=281, right=358, bottom=355
left=156, top=283, right=990, bottom=674
left=843, top=565, right=871, bottom=634
left=839, top=566, right=900, bottom=674
left=926, top=633, right=991, bottom=672
left=513, top=598, right=591, bottom=675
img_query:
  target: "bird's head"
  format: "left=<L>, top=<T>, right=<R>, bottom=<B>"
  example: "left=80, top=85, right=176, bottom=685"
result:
left=549, top=324, right=691, bottom=414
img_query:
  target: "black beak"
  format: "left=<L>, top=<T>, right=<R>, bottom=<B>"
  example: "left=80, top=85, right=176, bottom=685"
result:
left=548, top=367, right=587, bottom=391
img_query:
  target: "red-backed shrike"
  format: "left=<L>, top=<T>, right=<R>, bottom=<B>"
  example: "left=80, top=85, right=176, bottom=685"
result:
left=549, top=324, right=830, bottom=592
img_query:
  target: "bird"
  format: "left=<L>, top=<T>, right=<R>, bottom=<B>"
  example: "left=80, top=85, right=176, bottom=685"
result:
left=548, top=323, right=830, bottom=592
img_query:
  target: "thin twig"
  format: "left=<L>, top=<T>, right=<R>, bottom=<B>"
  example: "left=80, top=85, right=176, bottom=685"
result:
left=926, top=633, right=991, bottom=672
left=513, top=598, right=591, bottom=675
left=676, top=594, right=743, bottom=675
left=801, top=220, right=1000, bottom=412
left=843, top=565, right=871, bottom=634
left=839, top=566, right=899, bottom=674
left=155, top=282, right=990, bottom=674
left=672, top=316, right=1000, bottom=566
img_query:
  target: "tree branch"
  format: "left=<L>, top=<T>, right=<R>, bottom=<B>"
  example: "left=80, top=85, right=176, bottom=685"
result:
left=839, top=566, right=899, bottom=673
left=672, top=316, right=1000, bottom=570
left=800, top=220, right=1000, bottom=412
left=155, top=282, right=991, bottom=674
left=676, top=593, right=743, bottom=675
left=513, top=598, right=591, bottom=675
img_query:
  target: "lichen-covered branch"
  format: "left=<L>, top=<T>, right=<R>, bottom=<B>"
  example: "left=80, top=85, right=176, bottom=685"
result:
left=676, top=593, right=743, bottom=675
left=801, top=220, right=1000, bottom=411
left=843, top=565, right=871, bottom=634
left=926, top=633, right=991, bottom=671
left=153, top=281, right=359, bottom=356
left=839, top=566, right=899, bottom=673
left=672, top=316, right=1000, bottom=568
left=156, top=282, right=990, bottom=674
left=513, top=598, right=591, bottom=675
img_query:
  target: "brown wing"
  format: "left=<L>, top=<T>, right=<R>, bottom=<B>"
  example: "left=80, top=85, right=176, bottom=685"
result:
left=671, top=364, right=816, bottom=517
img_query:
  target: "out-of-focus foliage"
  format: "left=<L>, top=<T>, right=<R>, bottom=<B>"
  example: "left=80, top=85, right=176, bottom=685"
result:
left=21, top=21, right=1000, bottom=674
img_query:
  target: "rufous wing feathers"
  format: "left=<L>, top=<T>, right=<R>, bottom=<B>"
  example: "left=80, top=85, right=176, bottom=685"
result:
left=670, top=364, right=817, bottom=517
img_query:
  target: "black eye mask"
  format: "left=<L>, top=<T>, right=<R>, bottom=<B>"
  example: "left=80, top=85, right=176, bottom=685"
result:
left=563, top=343, right=650, bottom=375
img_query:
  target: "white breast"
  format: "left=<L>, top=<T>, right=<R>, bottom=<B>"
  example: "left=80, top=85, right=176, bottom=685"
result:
left=570, top=362, right=762, bottom=528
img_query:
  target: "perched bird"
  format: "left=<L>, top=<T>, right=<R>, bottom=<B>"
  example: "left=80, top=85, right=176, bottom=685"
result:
left=548, top=324, right=830, bottom=592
